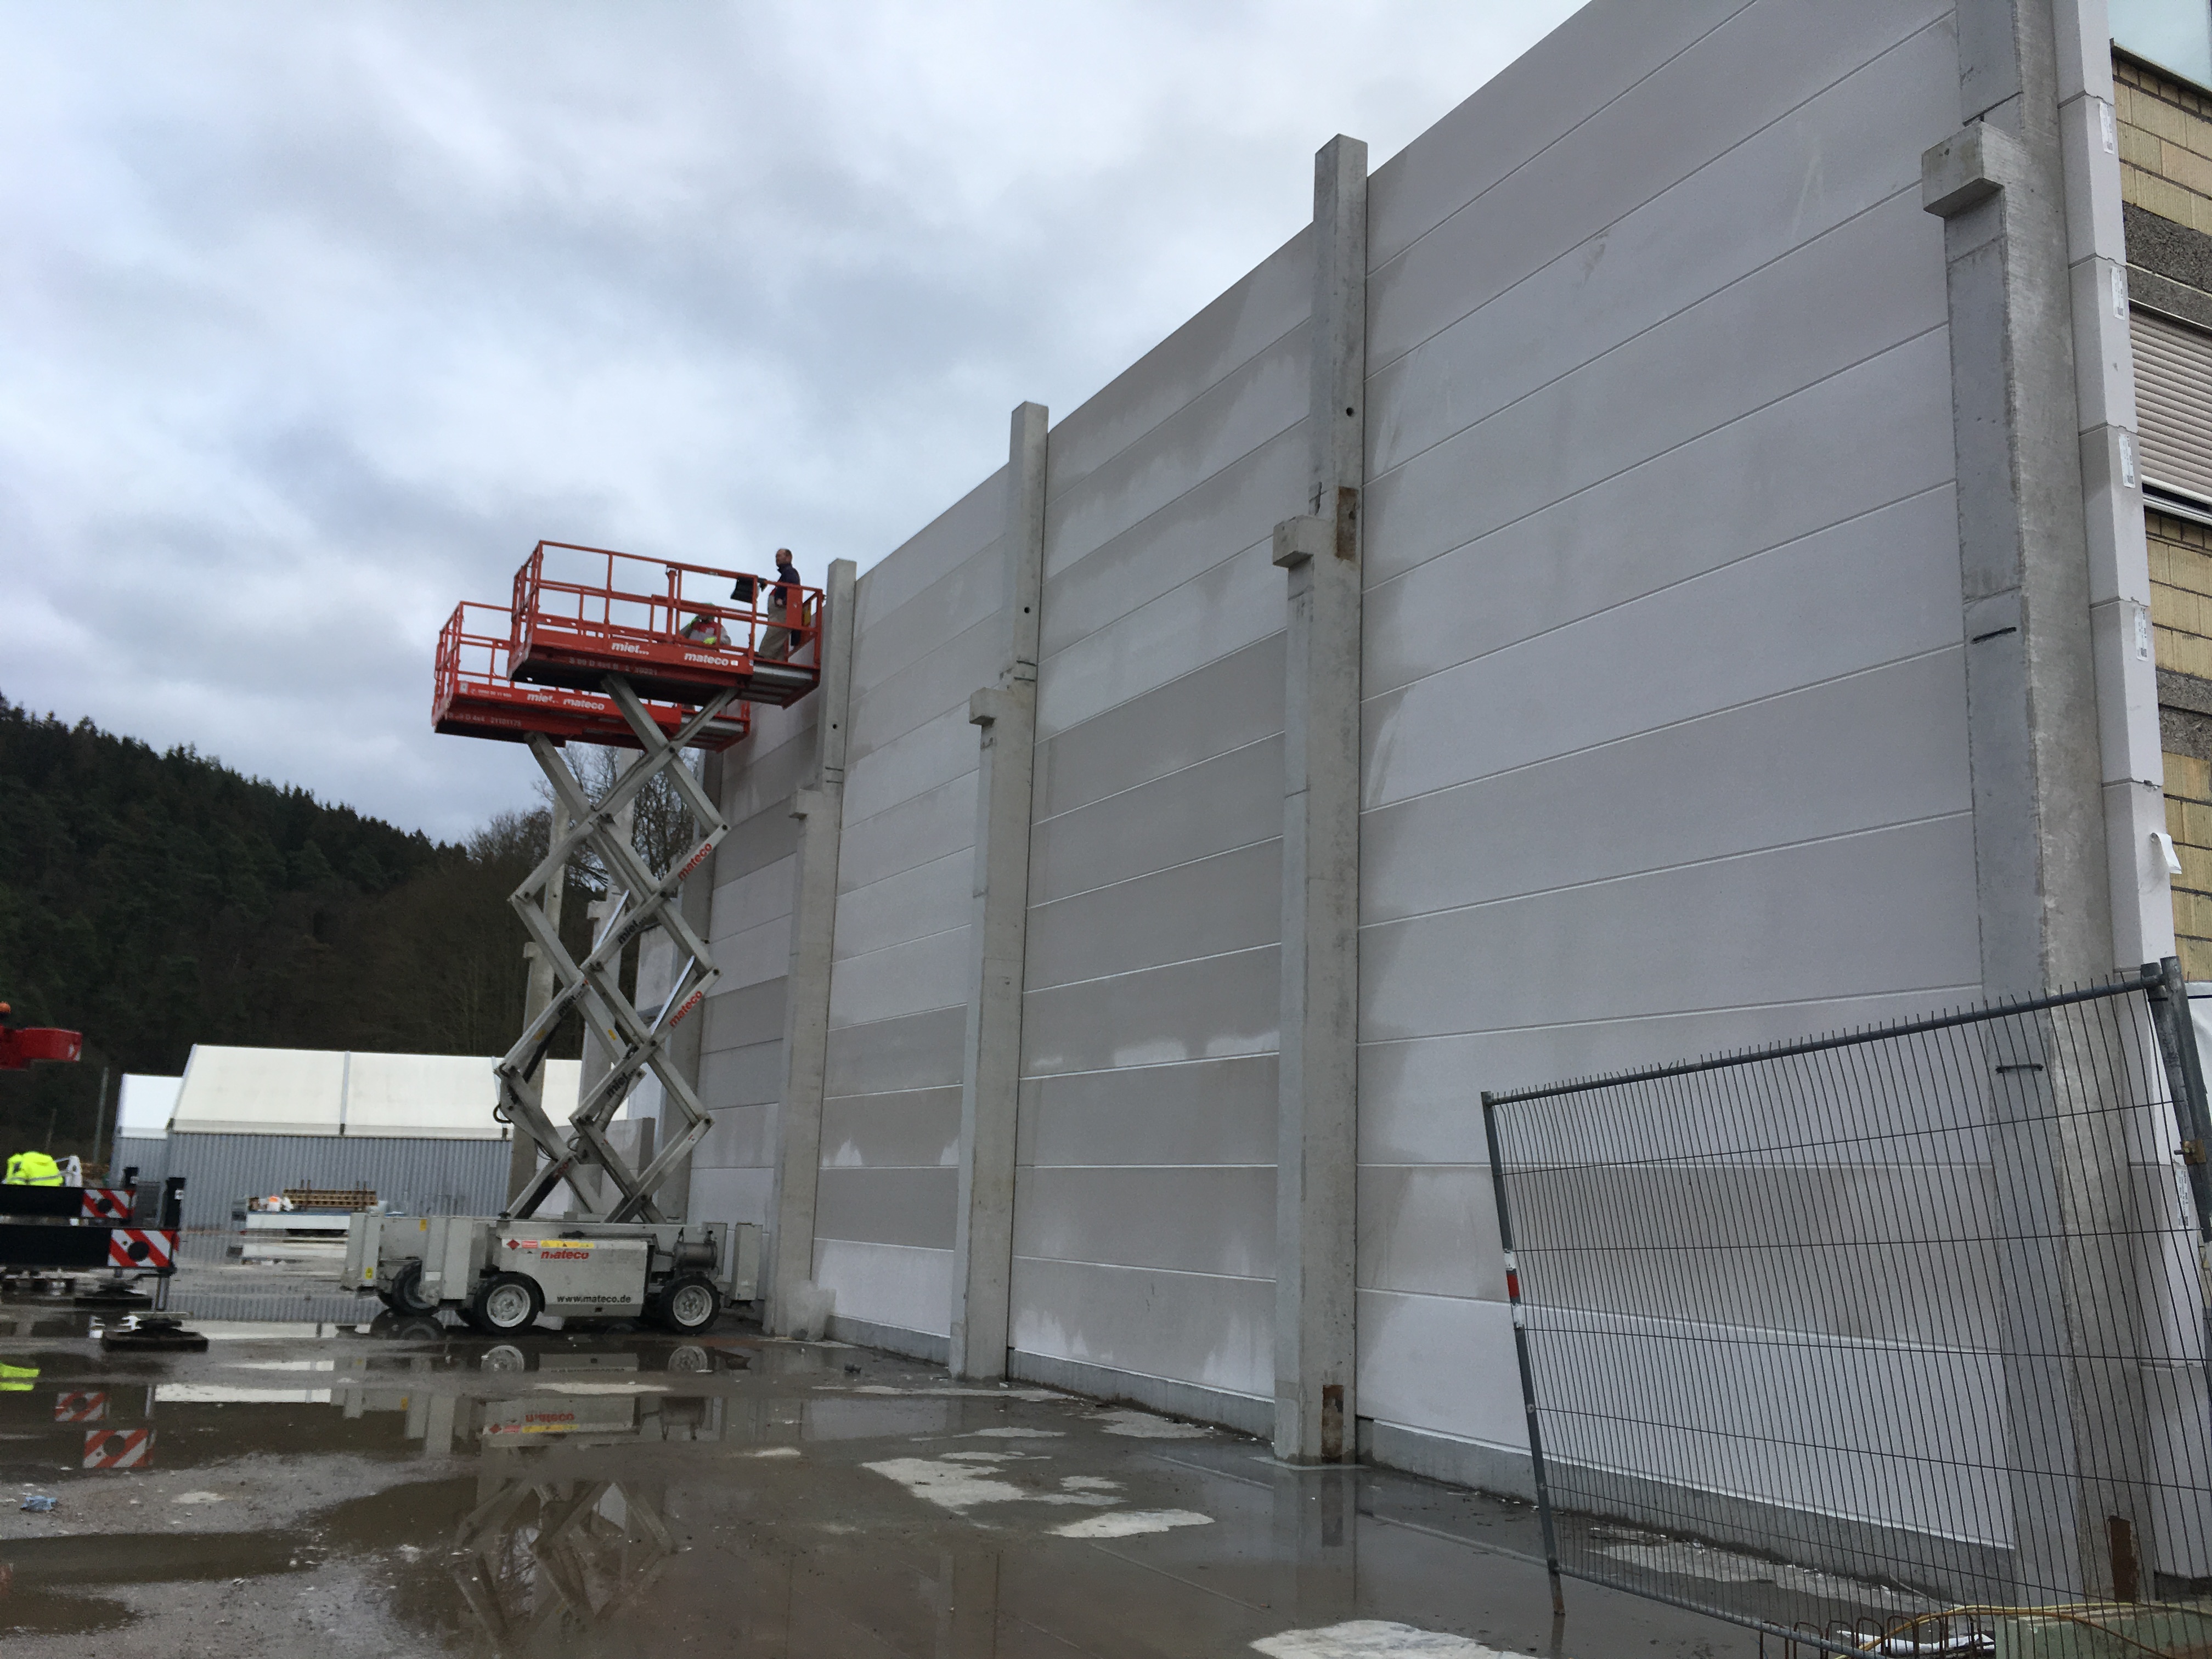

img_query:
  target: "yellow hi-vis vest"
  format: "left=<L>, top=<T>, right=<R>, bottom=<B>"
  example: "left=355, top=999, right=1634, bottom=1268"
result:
left=4, top=1151, right=61, bottom=1186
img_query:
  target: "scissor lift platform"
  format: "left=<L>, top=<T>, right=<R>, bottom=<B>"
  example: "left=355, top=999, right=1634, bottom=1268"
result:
left=434, top=602, right=752, bottom=752
left=508, top=541, right=823, bottom=708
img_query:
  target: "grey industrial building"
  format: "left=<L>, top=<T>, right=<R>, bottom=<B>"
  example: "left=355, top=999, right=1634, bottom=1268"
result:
left=606, top=0, right=2212, bottom=1582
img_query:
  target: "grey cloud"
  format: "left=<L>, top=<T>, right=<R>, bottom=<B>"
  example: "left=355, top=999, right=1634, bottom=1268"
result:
left=2, top=0, right=1581, bottom=840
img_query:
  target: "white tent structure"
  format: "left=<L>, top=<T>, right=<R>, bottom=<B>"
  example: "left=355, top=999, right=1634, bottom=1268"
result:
left=152, top=1046, right=583, bottom=1227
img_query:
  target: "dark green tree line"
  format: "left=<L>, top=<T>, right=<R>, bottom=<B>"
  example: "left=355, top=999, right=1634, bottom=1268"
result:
left=0, top=696, right=592, bottom=1160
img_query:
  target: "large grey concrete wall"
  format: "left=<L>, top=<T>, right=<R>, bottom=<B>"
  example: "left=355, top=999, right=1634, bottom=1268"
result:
left=814, top=470, right=1009, bottom=1346
left=689, top=693, right=818, bottom=1230
left=1351, top=0, right=1978, bottom=1475
left=1011, top=230, right=1314, bottom=1418
left=679, top=0, right=2133, bottom=1531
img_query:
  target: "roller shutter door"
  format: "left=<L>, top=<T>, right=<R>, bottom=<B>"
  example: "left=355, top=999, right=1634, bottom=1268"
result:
left=2133, top=308, right=2212, bottom=504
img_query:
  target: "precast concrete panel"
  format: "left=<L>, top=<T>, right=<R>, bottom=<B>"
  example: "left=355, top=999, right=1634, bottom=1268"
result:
left=1034, top=634, right=1284, bottom=820
left=833, top=849, right=970, bottom=964
left=1362, top=487, right=1965, bottom=809
left=692, top=1103, right=772, bottom=1169
left=1356, top=981, right=1992, bottom=1170
left=1040, top=425, right=1307, bottom=662
left=839, top=707, right=978, bottom=827
left=822, top=1086, right=961, bottom=1169
left=812, top=1237, right=953, bottom=1340
left=827, top=928, right=969, bottom=1032
left=846, top=611, right=1003, bottom=761
left=1043, top=230, right=1311, bottom=520
left=1012, top=1165, right=1274, bottom=1279
left=1343, top=0, right=1973, bottom=1474
left=1041, top=338, right=1309, bottom=588
left=698, top=1040, right=783, bottom=1112
left=1024, top=841, right=1282, bottom=992
left=707, top=855, right=795, bottom=950
left=804, top=461, right=1013, bottom=1350
left=699, top=977, right=785, bottom=1058
left=1367, top=18, right=1954, bottom=481
left=1361, top=651, right=1973, bottom=927
left=1362, top=816, right=1981, bottom=1047
left=1029, top=733, right=1283, bottom=906
left=1017, top=1054, right=1277, bottom=1169
left=689, top=1165, right=773, bottom=1230
left=1355, top=1290, right=1532, bottom=1453
left=1008, top=1255, right=1273, bottom=1402
left=837, top=772, right=978, bottom=893
left=851, top=466, right=1007, bottom=635
left=1362, top=0, right=1754, bottom=268
left=712, top=913, right=802, bottom=995
left=1363, top=194, right=1950, bottom=589
left=1357, top=1165, right=1506, bottom=1302
left=824, top=1006, right=967, bottom=1098
left=815, top=1166, right=959, bottom=1251
left=1037, top=538, right=1289, bottom=742
left=850, top=516, right=1008, bottom=698
left=1365, top=0, right=1947, bottom=367
left=1021, top=945, right=1279, bottom=1078
left=1363, top=336, right=1957, bottom=699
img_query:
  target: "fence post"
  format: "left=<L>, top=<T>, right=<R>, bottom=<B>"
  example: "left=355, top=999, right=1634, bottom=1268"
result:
left=2147, top=957, right=2212, bottom=1242
left=1482, top=1090, right=1563, bottom=1618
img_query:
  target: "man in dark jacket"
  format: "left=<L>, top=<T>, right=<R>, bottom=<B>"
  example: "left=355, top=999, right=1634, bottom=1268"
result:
left=763, top=548, right=800, bottom=659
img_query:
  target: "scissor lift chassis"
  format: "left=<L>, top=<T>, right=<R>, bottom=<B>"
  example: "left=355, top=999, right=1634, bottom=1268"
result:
left=347, top=1211, right=760, bottom=1333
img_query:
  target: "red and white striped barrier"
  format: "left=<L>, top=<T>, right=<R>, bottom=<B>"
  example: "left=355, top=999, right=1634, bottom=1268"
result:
left=53, top=1391, right=106, bottom=1423
left=105, top=1229, right=176, bottom=1271
left=80, top=1189, right=133, bottom=1223
left=82, top=1428, right=153, bottom=1469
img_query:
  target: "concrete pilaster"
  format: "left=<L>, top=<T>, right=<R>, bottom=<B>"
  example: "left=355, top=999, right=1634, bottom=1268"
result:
left=1272, top=134, right=1366, bottom=1463
left=510, top=802, right=569, bottom=1205
left=2049, top=0, right=2174, bottom=968
left=1927, top=3, right=2154, bottom=1601
left=656, top=778, right=720, bottom=1220
left=766, top=558, right=857, bottom=1334
left=949, top=400, right=1048, bottom=1380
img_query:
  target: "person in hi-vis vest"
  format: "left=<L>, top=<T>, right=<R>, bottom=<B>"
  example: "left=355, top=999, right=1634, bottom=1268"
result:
left=4, top=1150, right=61, bottom=1185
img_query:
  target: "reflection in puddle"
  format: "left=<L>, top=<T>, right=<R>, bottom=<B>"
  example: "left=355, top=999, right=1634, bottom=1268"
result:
left=450, top=1478, right=676, bottom=1649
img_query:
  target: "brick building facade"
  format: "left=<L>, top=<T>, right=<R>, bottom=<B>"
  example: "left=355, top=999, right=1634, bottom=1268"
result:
left=2120, top=47, right=2212, bottom=974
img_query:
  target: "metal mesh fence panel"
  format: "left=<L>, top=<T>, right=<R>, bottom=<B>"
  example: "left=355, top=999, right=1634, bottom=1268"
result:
left=1483, top=968, right=2212, bottom=1657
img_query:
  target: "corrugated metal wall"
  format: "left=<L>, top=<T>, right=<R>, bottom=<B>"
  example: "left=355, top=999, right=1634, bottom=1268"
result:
left=110, top=1136, right=171, bottom=1190
left=162, top=1133, right=509, bottom=1227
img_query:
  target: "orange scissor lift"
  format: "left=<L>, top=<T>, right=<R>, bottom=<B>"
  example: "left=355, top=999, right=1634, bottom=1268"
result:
left=458, top=542, right=823, bottom=1221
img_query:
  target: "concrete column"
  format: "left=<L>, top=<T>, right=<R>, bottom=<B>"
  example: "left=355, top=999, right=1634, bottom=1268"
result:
left=510, top=803, right=570, bottom=1204
left=767, top=557, right=857, bottom=1334
left=1271, top=134, right=1366, bottom=1463
left=949, top=400, right=1048, bottom=1381
left=655, top=751, right=723, bottom=1221
left=2047, top=0, right=2172, bottom=967
left=1927, top=3, right=2154, bottom=1602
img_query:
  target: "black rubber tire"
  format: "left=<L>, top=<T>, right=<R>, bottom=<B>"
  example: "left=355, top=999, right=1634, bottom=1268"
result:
left=471, top=1272, right=542, bottom=1335
left=651, top=1273, right=721, bottom=1334
left=389, top=1261, right=438, bottom=1316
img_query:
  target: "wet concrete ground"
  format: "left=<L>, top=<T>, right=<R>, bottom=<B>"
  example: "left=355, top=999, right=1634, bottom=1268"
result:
left=0, top=1255, right=1757, bottom=1658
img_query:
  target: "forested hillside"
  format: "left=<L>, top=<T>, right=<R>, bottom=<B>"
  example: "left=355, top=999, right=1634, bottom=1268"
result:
left=0, top=696, right=593, bottom=1159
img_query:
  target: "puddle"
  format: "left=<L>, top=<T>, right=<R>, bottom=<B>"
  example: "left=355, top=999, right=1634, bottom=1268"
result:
left=0, top=1312, right=1757, bottom=1657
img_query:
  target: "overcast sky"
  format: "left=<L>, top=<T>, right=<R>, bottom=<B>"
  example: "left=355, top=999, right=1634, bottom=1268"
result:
left=4, top=1, right=1581, bottom=843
